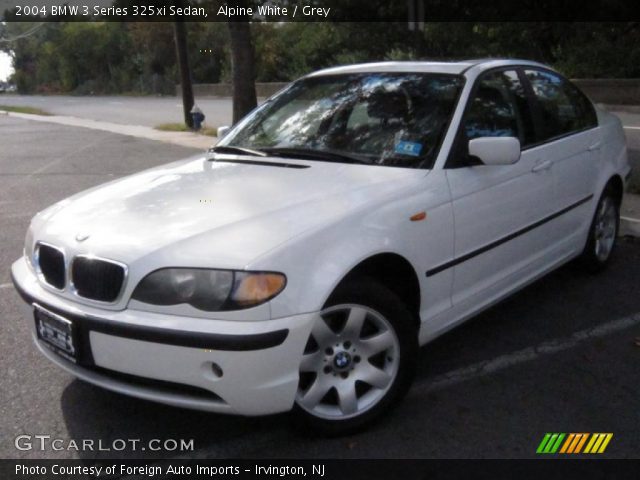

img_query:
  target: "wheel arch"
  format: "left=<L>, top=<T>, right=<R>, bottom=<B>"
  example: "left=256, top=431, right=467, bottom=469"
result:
left=604, top=174, right=624, bottom=207
left=325, top=252, right=421, bottom=327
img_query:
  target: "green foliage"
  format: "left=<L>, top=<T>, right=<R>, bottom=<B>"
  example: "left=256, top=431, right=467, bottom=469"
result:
left=0, top=104, right=51, bottom=115
left=251, top=22, right=417, bottom=81
left=552, top=24, right=640, bottom=78
left=385, top=48, right=419, bottom=61
left=189, top=22, right=230, bottom=84
left=2, top=21, right=639, bottom=95
left=1, top=21, right=233, bottom=94
left=155, top=122, right=217, bottom=136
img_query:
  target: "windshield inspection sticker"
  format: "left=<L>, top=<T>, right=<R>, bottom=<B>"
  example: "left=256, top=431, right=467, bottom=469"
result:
left=395, top=141, right=423, bottom=157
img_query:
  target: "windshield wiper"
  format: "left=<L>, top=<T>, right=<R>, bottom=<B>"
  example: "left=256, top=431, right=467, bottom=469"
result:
left=261, top=147, right=370, bottom=165
left=209, top=145, right=268, bottom=157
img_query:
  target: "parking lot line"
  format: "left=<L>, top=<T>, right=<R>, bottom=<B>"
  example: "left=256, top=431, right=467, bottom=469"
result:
left=413, top=312, right=640, bottom=394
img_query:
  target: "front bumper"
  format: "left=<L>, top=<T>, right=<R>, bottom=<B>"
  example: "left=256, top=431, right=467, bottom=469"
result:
left=11, top=257, right=315, bottom=416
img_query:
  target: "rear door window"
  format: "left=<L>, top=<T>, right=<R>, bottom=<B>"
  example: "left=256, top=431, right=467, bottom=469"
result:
left=524, top=69, right=597, bottom=142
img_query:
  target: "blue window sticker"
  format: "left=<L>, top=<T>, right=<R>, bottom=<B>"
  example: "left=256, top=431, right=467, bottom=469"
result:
left=395, top=141, right=423, bottom=157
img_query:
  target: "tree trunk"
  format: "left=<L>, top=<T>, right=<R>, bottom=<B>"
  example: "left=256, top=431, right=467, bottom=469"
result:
left=228, top=19, right=257, bottom=125
left=174, top=20, right=194, bottom=128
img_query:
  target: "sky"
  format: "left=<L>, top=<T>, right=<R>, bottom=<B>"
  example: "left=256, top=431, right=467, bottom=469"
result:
left=0, top=51, right=13, bottom=82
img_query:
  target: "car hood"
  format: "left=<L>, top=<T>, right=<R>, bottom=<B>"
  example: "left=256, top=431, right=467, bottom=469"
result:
left=33, top=154, right=426, bottom=267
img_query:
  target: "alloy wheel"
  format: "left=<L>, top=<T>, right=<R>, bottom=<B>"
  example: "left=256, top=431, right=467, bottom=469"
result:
left=296, top=304, right=400, bottom=420
left=594, top=197, right=617, bottom=262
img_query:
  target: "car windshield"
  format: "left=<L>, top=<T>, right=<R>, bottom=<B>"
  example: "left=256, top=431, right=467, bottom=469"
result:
left=219, top=73, right=465, bottom=168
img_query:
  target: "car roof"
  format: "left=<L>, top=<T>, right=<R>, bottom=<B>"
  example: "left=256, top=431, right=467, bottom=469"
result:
left=305, top=59, right=552, bottom=77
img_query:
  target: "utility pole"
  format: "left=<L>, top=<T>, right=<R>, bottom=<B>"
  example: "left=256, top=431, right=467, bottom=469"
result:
left=174, top=18, right=194, bottom=128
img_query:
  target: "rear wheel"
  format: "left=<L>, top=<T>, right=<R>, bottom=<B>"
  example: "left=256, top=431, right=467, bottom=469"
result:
left=579, top=188, right=619, bottom=272
left=293, top=277, right=418, bottom=435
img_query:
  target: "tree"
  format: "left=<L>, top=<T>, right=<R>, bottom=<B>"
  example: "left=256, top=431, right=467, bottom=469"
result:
left=227, top=1, right=257, bottom=124
left=174, top=19, right=194, bottom=128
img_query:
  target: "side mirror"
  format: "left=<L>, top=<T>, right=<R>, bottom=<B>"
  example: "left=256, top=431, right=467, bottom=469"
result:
left=217, top=125, right=230, bottom=138
left=468, top=137, right=521, bottom=166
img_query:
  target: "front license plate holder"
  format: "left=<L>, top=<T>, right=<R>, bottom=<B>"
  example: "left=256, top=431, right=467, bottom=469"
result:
left=34, top=304, right=77, bottom=363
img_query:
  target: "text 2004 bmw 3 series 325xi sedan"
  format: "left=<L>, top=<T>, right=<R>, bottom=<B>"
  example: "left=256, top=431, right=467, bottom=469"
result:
left=11, top=59, right=630, bottom=434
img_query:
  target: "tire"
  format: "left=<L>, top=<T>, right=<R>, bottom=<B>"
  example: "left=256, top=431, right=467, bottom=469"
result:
left=579, top=187, right=619, bottom=273
left=293, top=277, right=418, bottom=435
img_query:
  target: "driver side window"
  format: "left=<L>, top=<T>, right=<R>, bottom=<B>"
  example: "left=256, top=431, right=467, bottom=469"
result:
left=464, top=70, right=535, bottom=147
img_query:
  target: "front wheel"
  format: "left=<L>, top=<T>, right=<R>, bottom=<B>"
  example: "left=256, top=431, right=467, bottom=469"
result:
left=293, top=277, right=418, bottom=435
left=579, top=188, right=619, bottom=272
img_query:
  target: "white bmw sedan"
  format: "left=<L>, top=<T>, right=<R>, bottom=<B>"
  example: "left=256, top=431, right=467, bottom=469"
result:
left=12, top=59, right=630, bottom=433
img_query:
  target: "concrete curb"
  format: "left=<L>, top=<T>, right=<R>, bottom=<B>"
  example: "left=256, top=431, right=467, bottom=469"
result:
left=0, top=110, right=215, bottom=150
left=621, top=216, right=640, bottom=237
left=621, top=192, right=640, bottom=238
left=599, top=104, right=640, bottom=114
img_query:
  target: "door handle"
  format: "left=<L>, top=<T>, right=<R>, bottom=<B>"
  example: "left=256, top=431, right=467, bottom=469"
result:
left=531, top=160, right=552, bottom=173
left=588, top=142, right=602, bottom=151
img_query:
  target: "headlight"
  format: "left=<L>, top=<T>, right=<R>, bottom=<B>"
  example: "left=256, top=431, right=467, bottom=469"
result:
left=24, top=226, right=34, bottom=268
left=131, top=268, right=286, bottom=311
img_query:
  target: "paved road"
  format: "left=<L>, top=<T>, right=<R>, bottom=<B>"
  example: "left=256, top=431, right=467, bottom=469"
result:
left=1, top=115, right=639, bottom=460
left=0, top=94, right=238, bottom=129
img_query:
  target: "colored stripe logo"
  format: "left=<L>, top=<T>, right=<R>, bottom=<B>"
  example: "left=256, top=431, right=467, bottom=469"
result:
left=536, top=433, right=613, bottom=454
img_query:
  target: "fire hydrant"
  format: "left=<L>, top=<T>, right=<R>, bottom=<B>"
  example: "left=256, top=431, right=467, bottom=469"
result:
left=190, top=105, right=205, bottom=131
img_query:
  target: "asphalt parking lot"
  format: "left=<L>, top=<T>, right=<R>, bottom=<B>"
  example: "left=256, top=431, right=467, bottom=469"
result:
left=1, top=115, right=639, bottom=460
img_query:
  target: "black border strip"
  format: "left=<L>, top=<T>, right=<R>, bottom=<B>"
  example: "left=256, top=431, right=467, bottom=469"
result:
left=2, top=459, right=640, bottom=479
left=4, top=1, right=640, bottom=22
left=426, top=194, right=593, bottom=277
left=11, top=272, right=288, bottom=352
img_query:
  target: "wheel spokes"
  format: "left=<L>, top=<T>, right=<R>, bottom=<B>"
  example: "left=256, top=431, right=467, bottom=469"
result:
left=342, top=306, right=368, bottom=338
left=595, top=221, right=603, bottom=238
left=359, top=330, right=395, bottom=357
left=336, top=381, right=358, bottom=415
left=299, top=376, right=332, bottom=409
left=310, top=314, right=336, bottom=345
left=300, top=350, right=324, bottom=372
left=598, top=199, right=609, bottom=221
left=357, top=362, right=392, bottom=389
left=595, top=240, right=603, bottom=257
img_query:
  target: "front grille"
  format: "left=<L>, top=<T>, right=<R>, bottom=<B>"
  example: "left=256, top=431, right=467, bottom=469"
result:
left=71, top=256, right=125, bottom=302
left=37, top=244, right=65, bottom=289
